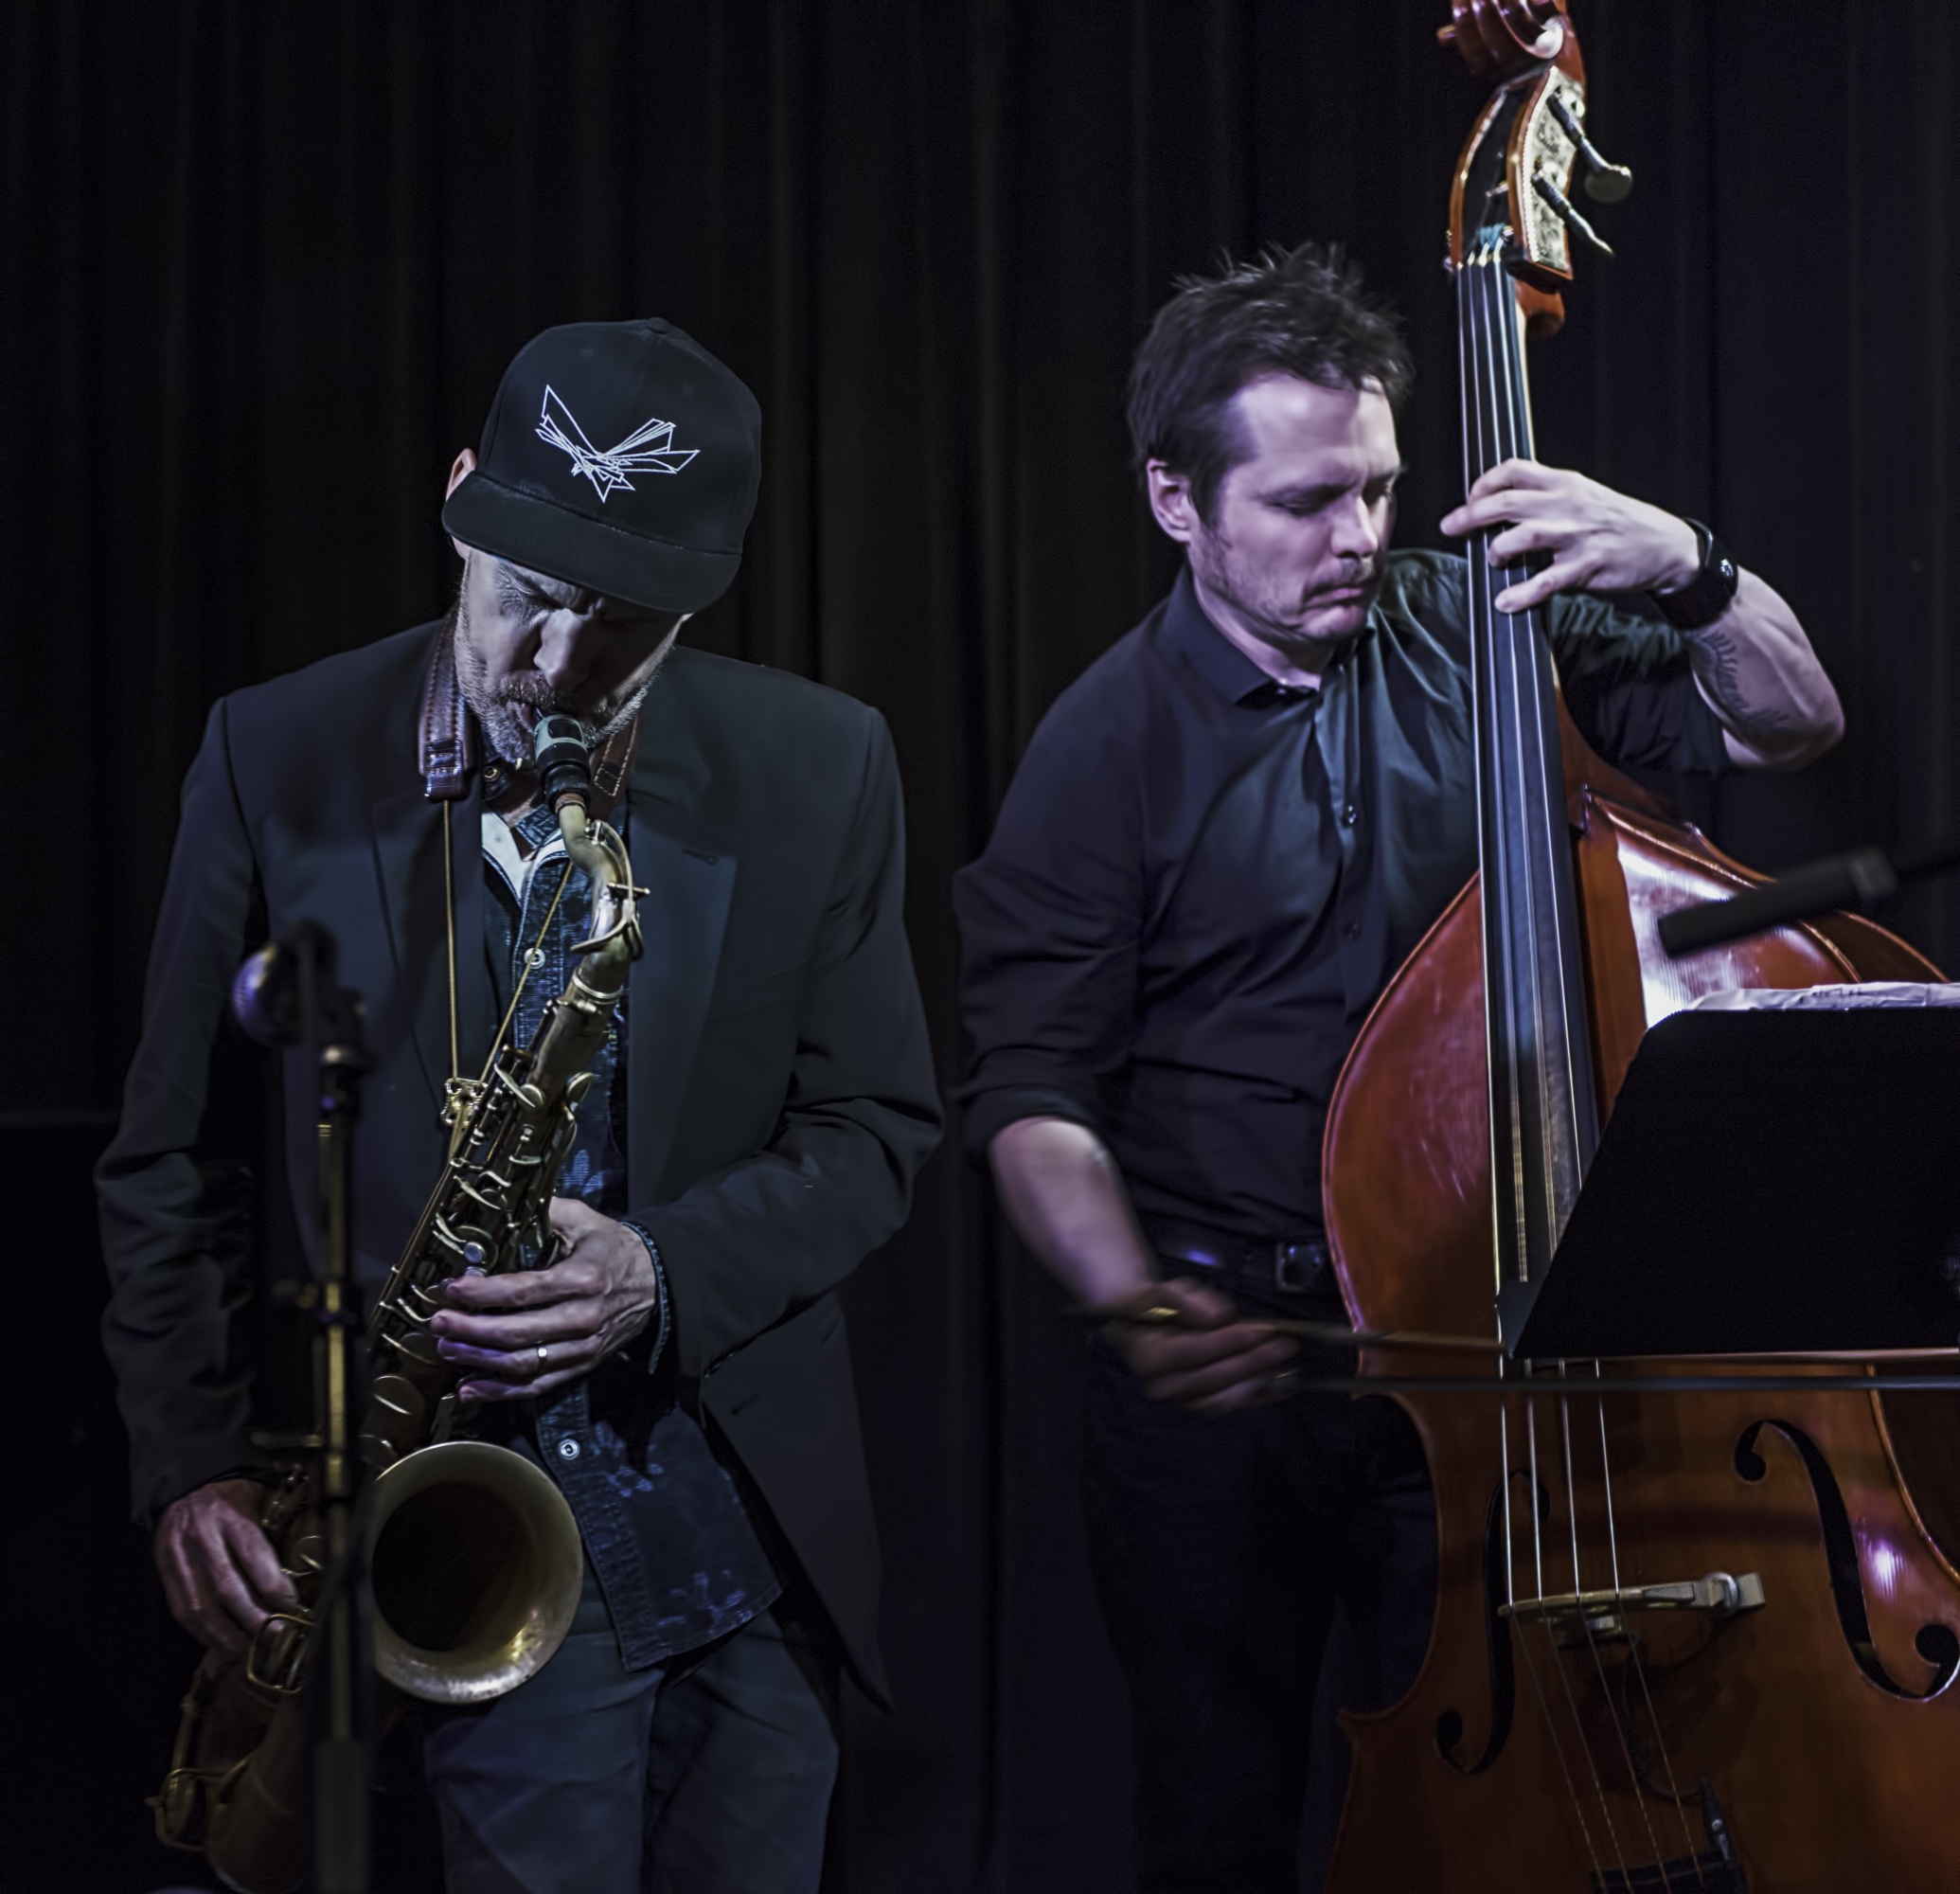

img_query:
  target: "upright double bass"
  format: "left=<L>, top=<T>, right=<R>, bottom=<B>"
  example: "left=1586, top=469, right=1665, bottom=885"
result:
left=1321, top=4, right=1960, bottom=1885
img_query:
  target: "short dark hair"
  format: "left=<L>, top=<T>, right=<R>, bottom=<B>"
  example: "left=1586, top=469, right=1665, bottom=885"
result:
left=1127, top=242, right=1414, bottom=524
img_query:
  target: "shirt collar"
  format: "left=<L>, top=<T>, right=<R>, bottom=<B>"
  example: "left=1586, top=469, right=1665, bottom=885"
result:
left=1162, top=563, right=1324, bottom=708
left=481, top=807, right=565, bottom=904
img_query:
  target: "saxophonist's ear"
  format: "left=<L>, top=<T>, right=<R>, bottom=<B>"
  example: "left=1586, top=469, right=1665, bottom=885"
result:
left=445, top=449, right=478, bottom=562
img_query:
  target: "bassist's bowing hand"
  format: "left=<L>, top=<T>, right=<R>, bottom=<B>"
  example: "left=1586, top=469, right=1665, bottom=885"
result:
left=1102, top=1277, right=1299, bottom=1417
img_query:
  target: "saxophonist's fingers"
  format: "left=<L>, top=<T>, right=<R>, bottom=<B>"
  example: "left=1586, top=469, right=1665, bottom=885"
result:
left=223, top=1503, right=299, bottom=1610
left=434, top=1300, right=604, bottom=1355
left=155, top=1531, right=242, bottom=1657
left=545, top=1194, right=610, bottom=1239
left=155, top=1482, right=293, bottom=1655
left=446, top=1324, right=606, bottom=1393
left=182, top=1535, right=263, bottom=1656
left=441, top=1258, right=608, bottom=1311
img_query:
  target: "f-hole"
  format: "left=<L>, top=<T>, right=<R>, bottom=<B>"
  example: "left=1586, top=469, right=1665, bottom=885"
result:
left=1736, top=1419, right=1960, bottom=1699
left=1437, top=1471, right=1547, bottom=1773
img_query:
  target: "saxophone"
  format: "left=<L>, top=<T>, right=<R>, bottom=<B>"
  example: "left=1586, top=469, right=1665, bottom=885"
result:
left=154, top=718, right=641, bottom=1892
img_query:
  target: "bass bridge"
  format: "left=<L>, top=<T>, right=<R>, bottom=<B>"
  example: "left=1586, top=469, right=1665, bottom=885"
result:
left=1505, top=1570, right=1767, bottom=1648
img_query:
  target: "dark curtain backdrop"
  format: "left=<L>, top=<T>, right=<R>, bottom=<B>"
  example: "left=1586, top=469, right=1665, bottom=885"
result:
left=4, top=4, right=1957, bottom=1890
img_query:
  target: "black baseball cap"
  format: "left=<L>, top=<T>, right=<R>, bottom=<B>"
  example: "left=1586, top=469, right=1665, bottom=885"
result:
left=442, top=318, right=761, bottom=614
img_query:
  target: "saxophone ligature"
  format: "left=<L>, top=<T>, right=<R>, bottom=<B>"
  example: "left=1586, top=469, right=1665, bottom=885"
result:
left=154, top=712, right=642, bottom=1892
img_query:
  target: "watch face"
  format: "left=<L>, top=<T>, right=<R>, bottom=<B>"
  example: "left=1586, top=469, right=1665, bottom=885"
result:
left=1652, top=523, right=1737, bottom=632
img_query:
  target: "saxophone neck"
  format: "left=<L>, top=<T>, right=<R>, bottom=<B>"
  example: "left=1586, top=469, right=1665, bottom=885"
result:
left=559, top=799, right=643, bottom=992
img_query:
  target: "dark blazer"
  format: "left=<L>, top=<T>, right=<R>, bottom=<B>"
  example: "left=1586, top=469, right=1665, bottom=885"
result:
left=98, top=622, right=942, bottom=1702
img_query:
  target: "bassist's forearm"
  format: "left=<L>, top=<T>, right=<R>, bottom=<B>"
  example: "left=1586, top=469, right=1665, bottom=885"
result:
left=1686, top=569, right=1844, bottom=770
left=988, top=1117, right=1161, bottom=1313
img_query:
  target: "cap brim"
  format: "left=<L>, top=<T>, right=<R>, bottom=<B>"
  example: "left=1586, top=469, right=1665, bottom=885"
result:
left=441, top=472, right=740, bottom=615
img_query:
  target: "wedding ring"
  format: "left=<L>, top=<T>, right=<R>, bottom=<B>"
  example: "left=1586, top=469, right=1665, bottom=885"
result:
left=537, top=1344, right=549, bottom=1367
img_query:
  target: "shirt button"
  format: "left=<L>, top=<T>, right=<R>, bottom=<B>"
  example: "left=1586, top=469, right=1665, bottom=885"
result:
left=557, top=1438, right=580, bottom=1461
left=1343, top=921, right=1362, bottom=940
left=1342, top=804, right=1360, bottom=828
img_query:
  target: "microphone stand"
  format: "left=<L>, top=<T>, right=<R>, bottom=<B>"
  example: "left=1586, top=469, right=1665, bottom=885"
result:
left=235, top=921, right=373, bottom=1894
left=1658, top=835, right=1960, bottom=958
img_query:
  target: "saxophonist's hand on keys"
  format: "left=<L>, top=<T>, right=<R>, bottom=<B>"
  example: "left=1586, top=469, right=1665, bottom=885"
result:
left=432, top=1198, right=663, bottom=1402
left=153, top=1477, right=300, bottom=1658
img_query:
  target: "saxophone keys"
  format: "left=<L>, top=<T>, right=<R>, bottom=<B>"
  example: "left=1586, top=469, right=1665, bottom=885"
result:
left=362, top=1373, right=430, bottom=1464
left=391, top=1330, right=444, bottom=1370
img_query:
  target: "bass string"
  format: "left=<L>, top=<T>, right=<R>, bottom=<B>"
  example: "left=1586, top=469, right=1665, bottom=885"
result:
left=1470, top=248, right=1551, bottom=1636
left=1486, top=263, right=1707, bottom=1887
left=1464, top=250, right=1602, bottom=1872
left=1466, top=248, right=1628, bottom=1883
left=1483, top=255, right=1653, bottom=1885
left=1592, top=1372, right=1709, bottom=1878
left=1501, top=1400, right=1518, bottom=1614
left=1466, top=241, right=1543, bottom=1615
left=1466, top=262, right=1543, bottom=1523
left=1532, top=1390, right=1632, bottom=1880
left=1496, top=1383, right=1608, bottom=1872
left=1477, top=254, right=1703, bottom=1891
left=1465, top=243, right=1531, bottom=1332
left=1487, top=259, right=1687, bottom=1882
left=1556, top=1369, right=1684, bottom=1883
left=1505, top=1455, right=1613, bottom=1891
left=1482, top=254, right=1549, bottom=1280
left=1485, top=249, right=1589, bottom=1257
left=1471, top=245, right=1566, bottom=1313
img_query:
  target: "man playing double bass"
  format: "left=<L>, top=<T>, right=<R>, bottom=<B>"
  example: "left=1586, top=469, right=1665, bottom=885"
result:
left=953, top=241, right=1842, bottom=1890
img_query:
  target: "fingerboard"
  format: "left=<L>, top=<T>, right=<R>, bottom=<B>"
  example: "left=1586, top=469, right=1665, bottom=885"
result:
left=1457, top=241, right=1599, bottom=1349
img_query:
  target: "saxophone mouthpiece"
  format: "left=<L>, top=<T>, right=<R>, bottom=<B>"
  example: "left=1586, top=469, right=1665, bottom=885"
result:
left=533, top=713, right=595, bottom=831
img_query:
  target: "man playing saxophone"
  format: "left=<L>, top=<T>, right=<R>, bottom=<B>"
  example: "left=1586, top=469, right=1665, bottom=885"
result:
left=98, top=318, right=942, bottom=1892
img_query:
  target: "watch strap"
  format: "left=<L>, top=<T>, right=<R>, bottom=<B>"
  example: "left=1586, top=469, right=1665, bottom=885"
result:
left=1649, top=518, right=1739, bottom=633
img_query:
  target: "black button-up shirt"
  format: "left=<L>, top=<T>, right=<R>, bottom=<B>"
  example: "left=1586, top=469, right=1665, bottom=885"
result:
left=954, top=551, right=1730, bottom=1240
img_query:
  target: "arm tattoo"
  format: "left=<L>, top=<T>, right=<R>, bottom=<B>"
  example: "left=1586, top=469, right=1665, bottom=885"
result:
left=1686, top=625, right=1803, bottom=747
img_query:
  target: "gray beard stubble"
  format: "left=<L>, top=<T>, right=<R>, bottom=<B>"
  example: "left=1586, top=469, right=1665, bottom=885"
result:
left=447, top=589, right=661, bottom=770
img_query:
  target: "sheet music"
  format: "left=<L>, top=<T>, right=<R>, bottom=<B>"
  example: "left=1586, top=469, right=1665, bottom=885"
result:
left=1690, top=982, right=1960, bottom=1011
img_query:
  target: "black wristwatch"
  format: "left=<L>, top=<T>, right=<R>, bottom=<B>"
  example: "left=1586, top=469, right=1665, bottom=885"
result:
left=1648, top=518, right=1739, bottom=633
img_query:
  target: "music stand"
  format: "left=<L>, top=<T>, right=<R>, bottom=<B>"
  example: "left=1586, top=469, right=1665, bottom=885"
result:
left=1512, top=1005, right=1960, bottom=1361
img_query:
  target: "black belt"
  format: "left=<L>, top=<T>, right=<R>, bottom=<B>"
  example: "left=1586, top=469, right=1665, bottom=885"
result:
left=1138, top=1212, right=1336, bottom=1302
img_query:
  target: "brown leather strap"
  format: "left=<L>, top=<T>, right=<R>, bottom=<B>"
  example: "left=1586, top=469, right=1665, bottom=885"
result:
left=419, top=625, right=476, bottom=801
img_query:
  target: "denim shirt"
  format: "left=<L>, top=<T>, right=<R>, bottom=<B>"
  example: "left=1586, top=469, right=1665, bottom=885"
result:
left=481, top=802, right=781, bottom=1669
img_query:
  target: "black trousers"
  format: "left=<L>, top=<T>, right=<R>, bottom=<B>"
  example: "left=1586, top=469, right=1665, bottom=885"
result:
left=1083, top=1333, right=1437, bottom=1893
left=420, top=1563, right=838, bottom=1893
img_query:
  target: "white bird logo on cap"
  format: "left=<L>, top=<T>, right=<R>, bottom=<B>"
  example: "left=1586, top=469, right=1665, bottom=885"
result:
left=535, top=385, right=700, bottom=501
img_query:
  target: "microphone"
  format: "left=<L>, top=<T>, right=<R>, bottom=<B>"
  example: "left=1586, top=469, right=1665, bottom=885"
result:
left=231, top=939, right=301, bottom=1047
left=229, top=920, right=366, bottom=1059
left=1658, top=849, right=1898, bottom=958
left=1659, top=836, right=1960, bottom=959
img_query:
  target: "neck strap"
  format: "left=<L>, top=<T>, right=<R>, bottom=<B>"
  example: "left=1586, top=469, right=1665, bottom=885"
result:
left=419, top=624, right=477, bottom=801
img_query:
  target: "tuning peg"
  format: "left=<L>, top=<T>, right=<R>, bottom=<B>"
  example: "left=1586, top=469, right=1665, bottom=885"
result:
left=1533, top=171, right=1614, bottom=259
left=1548, top=93, right=1633, bottom=204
